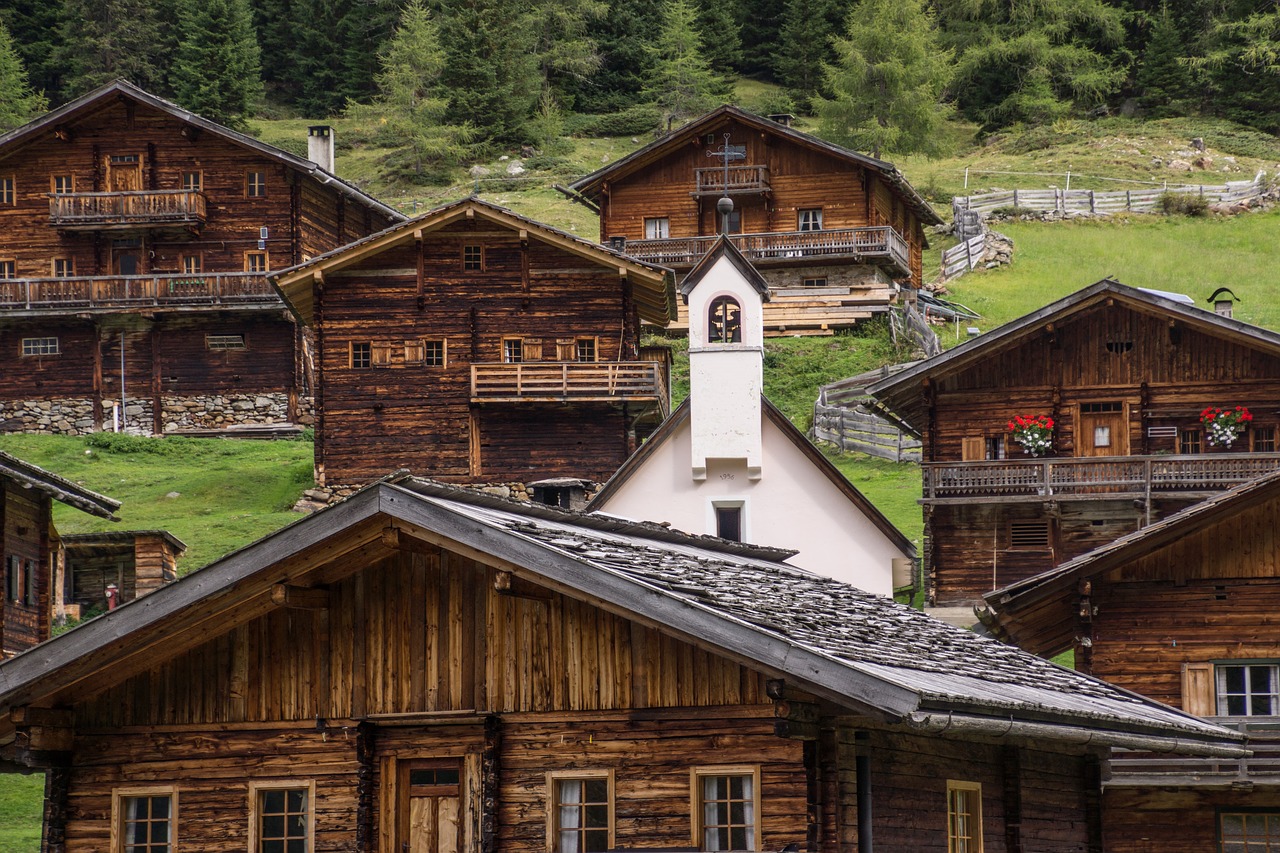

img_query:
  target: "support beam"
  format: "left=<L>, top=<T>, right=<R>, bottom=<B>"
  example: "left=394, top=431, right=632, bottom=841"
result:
left=269, top=583, right=330, bottom=610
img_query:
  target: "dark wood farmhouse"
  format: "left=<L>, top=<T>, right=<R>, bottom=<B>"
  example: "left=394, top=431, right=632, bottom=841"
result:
left=0, top=477, right=1241, bottom=853
left=0, top=450, right=119, bottom=658
left=0, top=79, right=401, bottom=436
left=979, top=469, right=1280, bottom=852
left=566, top=106, right=943, bottom=336
left=867, top=279, right=1280, bottom=606
left=270, top=197, right=676, bottom=490
left=58, top=529, right=185, bottom=621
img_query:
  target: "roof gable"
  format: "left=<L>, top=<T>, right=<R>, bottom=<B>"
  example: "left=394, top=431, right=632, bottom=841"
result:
left=679, top=236, right=771, bottom=302
left=0, top=451, right=119, bottom=519
left=270, top=196, right=676, bottom=326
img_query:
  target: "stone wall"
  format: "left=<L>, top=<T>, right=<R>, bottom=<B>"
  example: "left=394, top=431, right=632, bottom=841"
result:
left=0, top=395, right=315, bottom=436
left=160, top=393, right=314, bottom=432
left=0, top=399, right=98, bottom=436
left=761, top=264, right=892, bottom=290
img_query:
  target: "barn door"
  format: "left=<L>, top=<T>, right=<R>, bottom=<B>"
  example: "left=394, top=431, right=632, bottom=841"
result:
left=107, top=154, right=142, bottom=192
left=1078, top=403, right=1127, bottom=457
left=398, top=760, right=462, bottom=853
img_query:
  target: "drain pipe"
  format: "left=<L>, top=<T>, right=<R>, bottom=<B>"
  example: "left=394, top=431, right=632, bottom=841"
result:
left=856, top=733, right=873, bottom=852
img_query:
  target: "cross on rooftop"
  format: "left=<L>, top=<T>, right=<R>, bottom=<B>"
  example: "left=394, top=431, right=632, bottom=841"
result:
left=706, top=132, right=744, bottom=234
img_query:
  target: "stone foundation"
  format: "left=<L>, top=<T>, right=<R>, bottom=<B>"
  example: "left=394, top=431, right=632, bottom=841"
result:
left=0, top=399, right=98, bottom=436
left=0, top=394, right=315, bottom=436
left=295, top=480, right=597, bottom=513
left=160, top=393, right=314, bottom=432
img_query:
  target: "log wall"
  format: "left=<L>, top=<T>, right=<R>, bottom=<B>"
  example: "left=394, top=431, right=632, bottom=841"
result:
left=1103, top=788, right=1280, bottom=853
left=0, top=483, right=50, bottom=656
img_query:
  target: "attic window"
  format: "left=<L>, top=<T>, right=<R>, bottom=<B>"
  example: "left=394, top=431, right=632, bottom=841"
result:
left=708, top=296, right=742, bottom=344
left=1009, top=520, right=1051, bottom=550
left=463, top=245, right=483, bottom=271
left=207, top=334, right=246, bottom=351
left=1105, top=340, right=1133, bottom=354
left=1080, top=402, right=1123, bottom=414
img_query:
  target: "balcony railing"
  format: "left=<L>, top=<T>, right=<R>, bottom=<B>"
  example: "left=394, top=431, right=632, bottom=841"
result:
left=1106, top=718, right=1280, bottom=787
left=472, top=362, right=669, bottom=415
left=922, top=453, right=1280, bottom=503
left=694, top=165, right=770, bottom=195
left=49, top=190, right=207, bottom=230
left=621, top=226, right=910, bottom=275
left=0, top=273, right=279, bottom=312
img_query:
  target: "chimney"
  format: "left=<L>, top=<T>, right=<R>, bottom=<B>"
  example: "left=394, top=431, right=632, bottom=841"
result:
left=308, top=125, right=335, bottom=173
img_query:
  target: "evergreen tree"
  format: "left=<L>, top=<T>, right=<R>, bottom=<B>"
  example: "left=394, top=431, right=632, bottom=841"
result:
left=0, top=0, right=66, bottom=102
left=1135, top=3, right=1191, bottom=117
left=57, top=0, right=174, bottom=96
left=696, top=0, right=743, bottom=76
left=562, top=0, right=664, bottom=112
left=346, top=0, right=471, bottom=177
left=171, top=0, right=262, bottom=128
left=815, top=0, right=952, bottom=158
left=1195, top=3, right=1280, bottom=132
left=774, top=0, right=842, bottom=104
left=736, top=0, right=785, bottom=76
left=0, top=20, right=47, bottom=129
left=436, top=0, right=539, bottom=146
left=337, top=0, right=406, bottom=107
left=645, top=0, right=725, bottom=129
left=526, top=0, right=606, bottom=105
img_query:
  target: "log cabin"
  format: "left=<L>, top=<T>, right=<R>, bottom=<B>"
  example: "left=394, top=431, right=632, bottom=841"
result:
left=590, top=238, right=914, bottom=596
left=0, top=79, right=402, bottom=436
left=58, top=529, right=185, bottom=622
left=0, top=475, right=1243, bottom=853
left=978, top=469, right=1280, bottom=852
left=0, top=450, right=119, bottom=658
left=866, top=279, right=1280, bottom=607
left=566, top=105, right=944, bottom=336
left=269, top=197, right=676, bottom=490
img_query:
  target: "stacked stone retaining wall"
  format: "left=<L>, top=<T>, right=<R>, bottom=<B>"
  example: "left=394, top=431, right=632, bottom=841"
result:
left=0, top=395, right=315, bottom=436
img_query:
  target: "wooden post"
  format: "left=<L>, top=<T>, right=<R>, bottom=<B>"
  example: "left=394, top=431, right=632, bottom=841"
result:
left=92, top=321, right=103, bottom=430
left=42, top=760, right=72, bottom=853
left=481, top=715, right=501, bottom=853
left=150, top=323, right=162, bottom=435
left=355, top=722, right=377, bottom=853
left=1002, top=746, right=1023, bottom=853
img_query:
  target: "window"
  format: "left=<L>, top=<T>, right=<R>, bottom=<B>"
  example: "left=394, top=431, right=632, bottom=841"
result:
left=113, top=789, right=175, bottom=853
left=693, top=767, right=758, bottom=852
left=947, top=781, right=983, bottom=853
left=1217, top=663, right=1280, bottom=716
left=1255, top=426, right=1276, bottom=453
left=644, top=217, right=669, bottom=239
left=423, top=339, right=446, bottom=367
left=503, top=338, right=524, bottom=364
left=0, top=177, right=13, bottom=205
left=1105, top=340, right=1133, bottom=354
left=1180, top=427, right=1203, bottom=455
left=1009, top=520, right=1050, bottom=550
left=350, top=342, right=372, bottom=369
left=802, top=278, right=828, bottom=288
left=181, top=255, right=203, bottom=275
left=23, top=559, right=36, bottom=605
left=22, top=337, right=60, bottom=356
left=245, top=252, right=268, bottom=273
left=181, top=171, right=202, bottom=192
left=53, top=258, right=74, bottom=278
left=463, top=245, right=483, bottom=271
left=714, top=504, right=743, bottom=542
left=985, top=436, right=1005, bottom=460
left=1220, top=812, right=1280, bottom=852
left=206, top=335, right=246, bottom=351
left=723, top=208, right=741, bottom=234
left=548, top=771, right=614, bottom=853
left=51, top=175, right=74, bottom=194
left=246, top=170, right=266, bottom=198
left=575, top=338, right=597, bottom=363
left=708, top=296, right=742, bottom=344
left=249, top=782, right=312, bottom=853
left=5, top=556, right=19, bottom=602
left=797, top=208, right=823, bottom=231
left=0, top=260, right=15, bottom=279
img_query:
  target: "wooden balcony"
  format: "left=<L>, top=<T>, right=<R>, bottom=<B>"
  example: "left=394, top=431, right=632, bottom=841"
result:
left=693, top=165, right=770, bottom=196
left=1106, top=718, right=1280, bottom=788
left=49, top=190, right=207, bottom=231
left=0, top=272, right=280, bottom=315
left=621, top=226, right=911, bottom=277
left=922, top=453, right=1280, bottom=504
left=471, top=362, right=669, bottom=415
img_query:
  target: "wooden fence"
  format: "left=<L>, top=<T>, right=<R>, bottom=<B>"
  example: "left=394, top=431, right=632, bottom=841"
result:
left=941, top=232, right=986, bottom=280
left=952, top=171, right=1267, bottom=218
left=813, top=362, right=922, bottom=463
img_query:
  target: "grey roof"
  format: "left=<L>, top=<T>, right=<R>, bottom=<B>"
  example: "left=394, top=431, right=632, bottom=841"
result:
left=0, top=476, right=1238, bottom=754
left=0, top=451, right=119, bottom=519
left=0, top=79, right=403, bottom=223
left=678, top=235, right=771, bottom=302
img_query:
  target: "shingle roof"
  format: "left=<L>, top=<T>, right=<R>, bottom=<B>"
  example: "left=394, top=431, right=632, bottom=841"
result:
left=0, top=451, right=119, bottom=519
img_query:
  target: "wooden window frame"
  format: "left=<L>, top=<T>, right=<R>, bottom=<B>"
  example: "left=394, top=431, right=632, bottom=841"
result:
left=1219, top=809, right=1280, bottom=851
left=575, top=337, right=598, bottom=363
left=181, top=171, right=203, bottom=192
left=245, top=251, right=268, bottom=274
left=206, top=334, right=247, bottom=351
left=644, top=217, right=669, bottom=240
left=110, top=786, right=177, bottom=853
left=1179, top=427, right=1203, bottom=455
left=503, top=337, right=524, bottom=364
left=797, top=208, right=823, bottom=232
left=50, top=175, right=75, bottom=195
left=22, top=337, right=60, bottom=357
left=0, top=176, right=13, bottom=206
left=245, top=170, right=267, bottom=198
left=0, top=259, right=16, bottom=280
left=52, top=258, right=75, bottom=278
left=423, top=339, right=446, bottom=367
left=801, top=277, right=828, bottom=288
left=1254, top=426, right=1277, bottom=453
left=1215, top=661, right=1280, bottom=717
left=947, top=780, right=983, bottom=853
left=248, top=779, right=314, bottom=853
left=546, top=769, right=615, bottom=853
left=22, top=558, right=36, bottom=606
left=350, top=342, right=372, bottom=369
left=690, top=765, right=761, bottom=852
left=6, top=555, right=20, bottom=602
left=181, top=254, right=203, bottom=275
left=463, top=245, right=484, bottom=271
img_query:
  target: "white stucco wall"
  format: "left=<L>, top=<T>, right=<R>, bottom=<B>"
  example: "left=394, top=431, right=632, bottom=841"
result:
left=595, top=415, right=904, bottom=596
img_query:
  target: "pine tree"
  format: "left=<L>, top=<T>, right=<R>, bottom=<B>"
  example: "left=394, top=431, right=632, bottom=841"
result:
left=1135, top=3, right=1191, bottom=117
left=171, top=0, right=262, bottom=128
left=345, top=0, right=471, bottom=177
left=736, top=0, right=785, bottom=76
left=774, top=0, right=842, bottom=105
left=0, top=20, right=47, bottom=130
left=815, top=0, right=952, bottom=158
left=696, top=0, right=743, bottom=77
left=561, top=0, right=664, bottom=112
left=526, top=0, right=606, bottom=106
left=436, top=0, right=539, bottom=146
left=57, top=0, right=174, bottom=96
left=645, top=0, right=724, bottom=129
left=0, top=0, right=67, bottom=101
left=1195, top=5, right=1280, bottom=132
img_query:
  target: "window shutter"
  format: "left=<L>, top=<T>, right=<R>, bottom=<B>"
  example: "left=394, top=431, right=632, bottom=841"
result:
left=404, top=340, right=425, bottom=365
left=371, top=342, right=394, bottom=368
left=524, top=338, right=544, bottom=360
left=556, top=338, right=575, bottom=361
left=1182, top=662, right=1216, bottom=716
left=961, top=437, right=985, bottom=461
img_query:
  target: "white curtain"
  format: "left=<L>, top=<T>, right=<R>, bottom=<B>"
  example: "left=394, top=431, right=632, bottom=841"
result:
left=558, top=780, right=582, bottom=853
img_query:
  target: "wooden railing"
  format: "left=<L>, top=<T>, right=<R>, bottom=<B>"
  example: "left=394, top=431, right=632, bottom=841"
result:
left=694, top=165, right=770, bottom=195
left=621, top=226, right=910, bottom=273
left=472, top=362, right=669, bottom=414
left=49, top=190, right=207, bottom=228
left=1106, top=718, right=1280, bottom=787
left=0, top=273, right=278, bottom=310
left=922, top=453, right=1280, bottom=502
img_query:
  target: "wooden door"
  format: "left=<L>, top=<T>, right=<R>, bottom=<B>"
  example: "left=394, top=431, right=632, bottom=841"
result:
left=398, top=760, right=462, bottom=853
left=1078, top=403, right=1127, bottom=457
left=112, top=240, right=143, bottom=276
left=107, top=155, right=142, bottom=192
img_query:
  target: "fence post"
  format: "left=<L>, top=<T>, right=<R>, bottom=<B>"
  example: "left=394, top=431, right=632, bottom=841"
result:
left=1126, top=190, right=1131, bottom=211
left=838, top=408, right=847, bottom=451
left=1090, top=190, right=1095, bottom=213
left=1012, top=188, right=1018, bottom=208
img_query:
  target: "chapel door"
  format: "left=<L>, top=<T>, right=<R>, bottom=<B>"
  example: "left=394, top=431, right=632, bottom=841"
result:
left=398, top=760, right=462, bottom=853
left=107, top=154, right=142, bottom=192
left=1077, top=402, right=1128, bottom=457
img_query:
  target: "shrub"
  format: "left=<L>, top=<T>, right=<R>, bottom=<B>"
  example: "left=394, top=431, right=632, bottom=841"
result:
left=84, top=432, right=192, bottom=456
left=1158, top=192, right=1209, bottom=217
left=571, top=105, right=664, bottom=137
left=522, top=154, right=571, bottom=172
left=990, top=205, right=1035, bottom=218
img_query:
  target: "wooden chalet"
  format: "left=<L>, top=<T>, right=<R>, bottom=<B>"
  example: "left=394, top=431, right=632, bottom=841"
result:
left=58, top=529, right=185, bottom=621
left=0, top=476, right=1243, bottom=853
left=270, top=197, right=676, bottom=489
left=566, top=105, right=944, bottom=336
left=979, top=469, right=1280, bottom=851
left=867, top=279, right=1280, bottom=606
left=0, top=450, right=119, bottom=658
left=0, top=79, right=402, bottom=436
